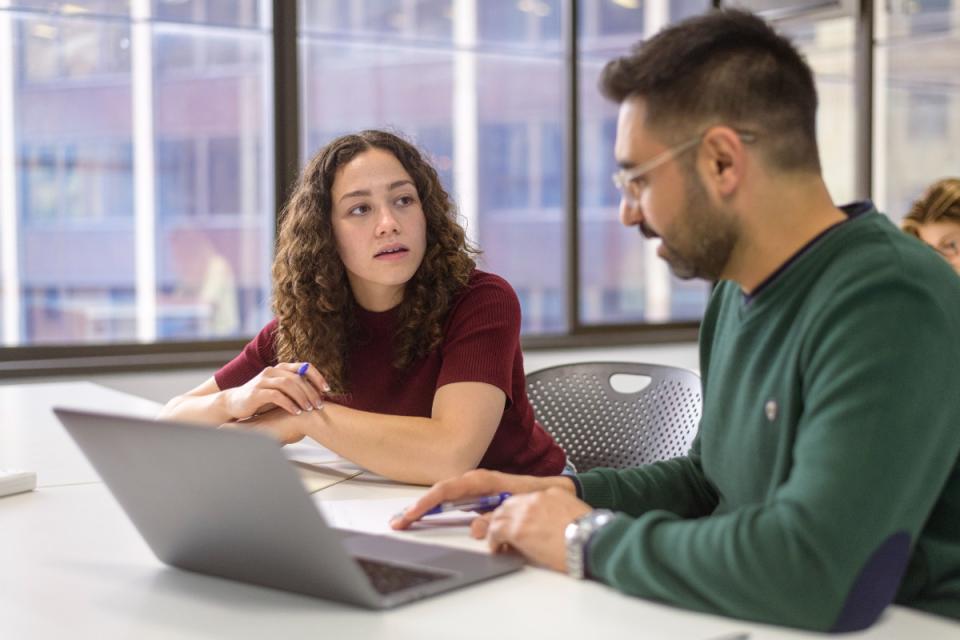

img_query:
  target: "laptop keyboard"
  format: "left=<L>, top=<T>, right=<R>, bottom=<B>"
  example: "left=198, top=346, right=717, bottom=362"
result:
left=355, top=557, right=450, bottom=595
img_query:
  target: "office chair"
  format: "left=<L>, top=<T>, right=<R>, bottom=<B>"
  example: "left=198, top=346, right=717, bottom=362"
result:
left=526, top=362, right=702, bottom=472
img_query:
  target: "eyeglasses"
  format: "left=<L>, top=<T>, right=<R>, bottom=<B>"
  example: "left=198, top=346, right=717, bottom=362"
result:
left=612, top=129, right=758, bottom=204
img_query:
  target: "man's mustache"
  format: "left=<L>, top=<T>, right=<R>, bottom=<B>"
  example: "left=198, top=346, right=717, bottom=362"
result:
left=638, top=221, right=659, bottom=239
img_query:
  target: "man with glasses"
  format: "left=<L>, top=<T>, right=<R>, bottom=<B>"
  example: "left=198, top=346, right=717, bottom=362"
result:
left=393, top=9, right=960, bottom=632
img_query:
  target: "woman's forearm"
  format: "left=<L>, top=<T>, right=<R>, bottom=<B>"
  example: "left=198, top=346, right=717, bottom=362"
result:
left=302, top=403, right=495, bottom=485
left=157, top=391, right=232, bottom=425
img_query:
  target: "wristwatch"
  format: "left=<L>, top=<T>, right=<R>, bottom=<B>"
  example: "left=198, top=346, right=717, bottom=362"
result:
left=564, top=509, right=616, bottom=579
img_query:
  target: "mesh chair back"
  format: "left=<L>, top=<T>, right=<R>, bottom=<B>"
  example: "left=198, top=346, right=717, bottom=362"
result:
left=526, top=362, right=702, bottom=471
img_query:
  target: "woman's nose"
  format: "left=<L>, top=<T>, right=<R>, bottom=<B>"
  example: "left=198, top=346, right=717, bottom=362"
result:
left=375, top=206, right=400, bottom=236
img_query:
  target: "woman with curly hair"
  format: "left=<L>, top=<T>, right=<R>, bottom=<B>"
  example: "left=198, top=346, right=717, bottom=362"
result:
left=902, top=177, right=960, bottom=275
left=159, top=130, right=566, bottom=484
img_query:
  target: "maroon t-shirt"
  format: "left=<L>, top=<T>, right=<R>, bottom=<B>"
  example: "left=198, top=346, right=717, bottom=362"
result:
left=215, top=270, right=565, bottom=476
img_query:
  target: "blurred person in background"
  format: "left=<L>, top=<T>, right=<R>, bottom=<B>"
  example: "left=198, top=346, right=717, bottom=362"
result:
left=902, top=177, right=960, bottom=275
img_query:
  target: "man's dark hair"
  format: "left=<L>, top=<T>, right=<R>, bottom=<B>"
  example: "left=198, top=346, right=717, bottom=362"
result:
left=601, top=9, right=820, bottom=173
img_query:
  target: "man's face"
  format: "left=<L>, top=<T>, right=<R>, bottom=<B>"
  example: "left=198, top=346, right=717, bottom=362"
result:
left=614, top=98, right=739, bottom=281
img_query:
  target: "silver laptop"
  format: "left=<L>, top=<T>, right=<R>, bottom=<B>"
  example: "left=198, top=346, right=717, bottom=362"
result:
left=54, top=407, right=523, bottom=609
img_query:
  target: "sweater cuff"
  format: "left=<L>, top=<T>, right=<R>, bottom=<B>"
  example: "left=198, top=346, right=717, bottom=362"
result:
left=576, top=470, right=618, bottom=509
left=565, top=473, right=584, bottom=499
left=585, top=513, right=632, bottom=580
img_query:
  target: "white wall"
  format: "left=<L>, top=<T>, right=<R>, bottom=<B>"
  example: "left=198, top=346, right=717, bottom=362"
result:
left=5, top=342, right=699, bottom=404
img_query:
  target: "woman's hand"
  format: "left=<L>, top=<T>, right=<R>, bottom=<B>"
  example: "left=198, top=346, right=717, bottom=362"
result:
left=221, top=363, right=329, bottom=420
left=222, top=407, right=310, bottom=445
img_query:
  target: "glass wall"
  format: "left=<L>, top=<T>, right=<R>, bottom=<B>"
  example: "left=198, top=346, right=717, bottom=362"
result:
left=299, top=0, right=567, bottom=334
left=0, top=0, right=274, bottom=346
left=874, top=0, right=960, bottom=221
left=578, top=0, right=712, bottom=326
left=3, top=1, right=952, bottom=360
left=782, top=15, right=857, bottom=206
left=300, top=0, right=711, bottom=334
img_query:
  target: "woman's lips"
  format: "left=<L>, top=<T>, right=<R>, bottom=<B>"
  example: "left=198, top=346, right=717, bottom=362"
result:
left=374, top=245, right=409, bottom=260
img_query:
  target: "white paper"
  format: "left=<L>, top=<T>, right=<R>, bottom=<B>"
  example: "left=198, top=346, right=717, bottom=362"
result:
left=317, top=497, right=475, bottom=533
left=284, top=438, right=397, bottom=485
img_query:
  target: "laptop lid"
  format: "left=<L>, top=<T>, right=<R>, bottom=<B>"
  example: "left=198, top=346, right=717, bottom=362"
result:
left=53, top=407, right=523, bottom=609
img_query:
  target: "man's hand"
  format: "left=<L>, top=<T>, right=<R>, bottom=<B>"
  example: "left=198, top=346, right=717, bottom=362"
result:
left=389, top=469, right=576, bottom=530
left=479, top=488, right=592, bottom=572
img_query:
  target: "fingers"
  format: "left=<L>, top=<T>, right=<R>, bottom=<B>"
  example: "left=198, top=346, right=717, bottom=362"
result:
left=302, top=365, right=331, bottom=396
left=484, top=490, right=591, bottom=572
left=262, top=363, right=324, bottom=414
left=390, top=469, right=507, bottom=529
left=470, top=513, right=492, bottom=539
left=293, top=363, right=333, bottom=411
left=260, top=389, right=301, bottom=416
left=283, top=363, right=320, bottom=412
left=485, top=507, right=519, bottom=554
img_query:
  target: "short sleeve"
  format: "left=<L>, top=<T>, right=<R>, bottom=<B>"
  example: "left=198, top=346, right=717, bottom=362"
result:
left=435, top=273, right=521, bottom=403
left=214, top=319, right=279, bottom=390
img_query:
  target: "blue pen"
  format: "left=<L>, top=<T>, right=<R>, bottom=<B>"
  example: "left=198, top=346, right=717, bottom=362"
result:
left=297, top=362, right=309, bottom=377
left=423, top=492, right=511, bottom=516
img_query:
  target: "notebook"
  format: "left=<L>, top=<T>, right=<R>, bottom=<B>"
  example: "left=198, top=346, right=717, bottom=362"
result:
left=53, top=407, right=523, bottom=609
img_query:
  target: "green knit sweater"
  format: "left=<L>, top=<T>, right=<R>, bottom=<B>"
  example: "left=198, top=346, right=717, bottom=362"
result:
left=578, top=205, right=960, bottom=632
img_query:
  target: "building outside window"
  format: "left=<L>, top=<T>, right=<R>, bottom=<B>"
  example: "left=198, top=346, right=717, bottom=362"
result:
left=0, top=0, right=274, bottom=346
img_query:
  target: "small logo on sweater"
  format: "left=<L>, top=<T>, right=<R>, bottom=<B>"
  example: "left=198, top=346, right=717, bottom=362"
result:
left=764, top=399, right=778, bottom=422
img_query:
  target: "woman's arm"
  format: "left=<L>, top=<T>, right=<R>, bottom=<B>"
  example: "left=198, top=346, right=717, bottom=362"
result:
left=157, top=364, right=326, bottom=425
left=239, top=380, right=505, bottom=485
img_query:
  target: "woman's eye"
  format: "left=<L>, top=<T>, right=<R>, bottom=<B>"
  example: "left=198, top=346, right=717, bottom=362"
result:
left=347, top=204, right=369, bottom=216
left=396, top=195, right=416, bottom=207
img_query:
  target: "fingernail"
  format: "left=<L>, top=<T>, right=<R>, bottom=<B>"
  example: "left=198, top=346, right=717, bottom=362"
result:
left=296, top=409, right=302, bottom=415
left=306, top=404, right=313, bottom=411
left=323, top=384, right=331, bottom=392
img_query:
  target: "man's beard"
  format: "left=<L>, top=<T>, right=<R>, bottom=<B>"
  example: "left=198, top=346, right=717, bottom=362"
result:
left=658, top=169, right=739, bottom=282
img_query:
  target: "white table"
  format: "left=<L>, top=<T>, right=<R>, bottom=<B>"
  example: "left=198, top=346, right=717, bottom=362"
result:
left=0, top=381, right=161, bottom=487
left=2, top=382, right=958, bottom=640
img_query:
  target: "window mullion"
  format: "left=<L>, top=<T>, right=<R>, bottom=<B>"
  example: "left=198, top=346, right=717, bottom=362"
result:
left=0, top=5, right=20, bottom=345
left=131, top=0, right=157, bottom=342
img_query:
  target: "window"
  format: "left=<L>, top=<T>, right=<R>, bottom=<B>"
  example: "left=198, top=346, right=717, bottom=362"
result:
left=875, top=0, right=960, bottom=222
left=578, top=0, right=712, bottom=326
left=4, top=1, right=944, bottom=370
left=781, top=16, right=857, bottom=206
left=156, top=139, right=197, bottom=217
left=479, top=122, right=530, bottom=211
left=299, top=0, right=566, bottom=333
left=0, top=1, right=273, bottom=346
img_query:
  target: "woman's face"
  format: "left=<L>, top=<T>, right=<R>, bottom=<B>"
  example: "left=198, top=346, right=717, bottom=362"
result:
left=916, top=220, right=960, bottom=275
left=330, top=148, right=427, bottom=311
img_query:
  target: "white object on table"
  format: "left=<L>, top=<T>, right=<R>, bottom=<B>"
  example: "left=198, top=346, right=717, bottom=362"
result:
left=0, top=469, right=37, bottom=497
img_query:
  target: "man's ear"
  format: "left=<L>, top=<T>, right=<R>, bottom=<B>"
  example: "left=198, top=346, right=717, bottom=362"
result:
left=700, top=127, right=746, bottom=198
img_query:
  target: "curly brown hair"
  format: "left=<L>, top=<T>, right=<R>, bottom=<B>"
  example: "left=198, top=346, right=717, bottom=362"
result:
left=902, top=178, right=960, bottom=237
left=272, top=130, right=478, bottom=393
